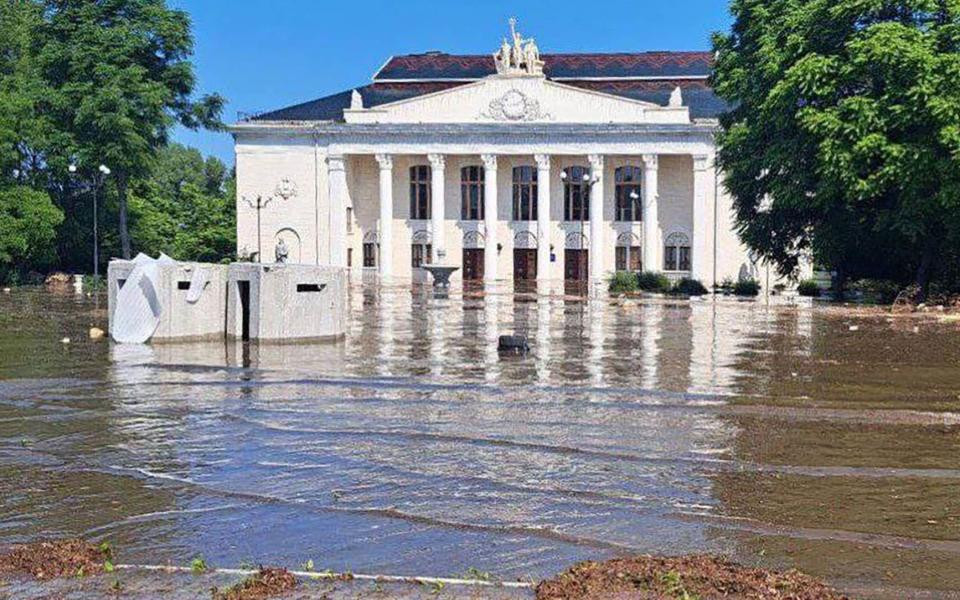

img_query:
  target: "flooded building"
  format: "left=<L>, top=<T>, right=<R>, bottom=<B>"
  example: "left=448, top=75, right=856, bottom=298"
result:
left=231, top=20, right=803, bottom=288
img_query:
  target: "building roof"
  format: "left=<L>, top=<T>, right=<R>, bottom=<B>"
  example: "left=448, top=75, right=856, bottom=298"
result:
left=247, top=51, right=726, bottom=123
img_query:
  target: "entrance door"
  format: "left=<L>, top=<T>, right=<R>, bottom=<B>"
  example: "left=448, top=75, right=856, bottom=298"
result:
left=565, top=249, right=589, bottom=282
left=513, top=249, right=537, bottom=281
left=462, top=248, right=484, bottom=281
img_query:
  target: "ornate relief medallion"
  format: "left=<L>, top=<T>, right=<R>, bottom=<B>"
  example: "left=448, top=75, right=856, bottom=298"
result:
left=275, top=178, right=298, bottom=200
left=481, top=89, right=550, bottom=122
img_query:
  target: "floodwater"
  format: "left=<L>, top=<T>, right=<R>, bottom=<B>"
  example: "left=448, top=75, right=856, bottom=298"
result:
left=1, top=285, right=960, bottom=598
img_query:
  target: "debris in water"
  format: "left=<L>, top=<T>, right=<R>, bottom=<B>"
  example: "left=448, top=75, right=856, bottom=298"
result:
left=2, top=287, right=10, bottom=293
left=535, top=555, right=848, bottom=600
left=0, top=539, right=106, bottom=580
left=212, top=567, right=298, bottom=600
left=848, top=325, right=859, bottom=331
left=89, top=327, right=105, bottom=340
left=60, top=337, right=70, bottom=344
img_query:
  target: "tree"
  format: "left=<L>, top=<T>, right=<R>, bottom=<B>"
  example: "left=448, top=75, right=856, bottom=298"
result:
left=0, top=185, right=63, bottom=282
left=129, top=143, right=235, bottom=263
left=712, top=0, right=960, bottom=295
left=36, top=0, right=224, bottom=259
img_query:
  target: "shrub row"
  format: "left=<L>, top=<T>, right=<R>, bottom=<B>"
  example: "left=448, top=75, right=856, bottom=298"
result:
left=609, top=271, right=709, bottom=296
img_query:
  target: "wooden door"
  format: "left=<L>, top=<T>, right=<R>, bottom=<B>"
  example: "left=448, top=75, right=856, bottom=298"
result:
left=513, top=249, right=537, bottom=281
left=565, top=249, right=589, bottom=282
left=462, top=248, right=484, bottom=281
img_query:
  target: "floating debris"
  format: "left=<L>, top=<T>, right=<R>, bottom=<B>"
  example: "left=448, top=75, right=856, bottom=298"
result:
left=89, top=327, right=105, bottom=340
left=0, top=539, right=107, bottom=581
left=211, top=567, right=297, bottom=600
left=60, top=337, right=70, bottom=344
left=535, top=555, right=848, bottom=600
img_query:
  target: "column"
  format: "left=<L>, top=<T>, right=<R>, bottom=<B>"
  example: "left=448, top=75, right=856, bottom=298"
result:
left=535, top=154, right=551, bottom=282
left=588, top=154, right=605, bottom=281
left=642, top=154, right=660, bottom=272
left=326, top=154, right=348, bottom=267
left=482, top=154, right=498, bottom=282
left=428, top=153, right=446, bottom=264
left=692, top=154, right=714, bottom=284
left=376, top=154, right=394, bottom=278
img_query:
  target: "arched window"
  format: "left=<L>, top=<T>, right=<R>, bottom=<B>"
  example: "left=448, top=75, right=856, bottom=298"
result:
left=512, top=166, right=538, bottom=221
left=664, top=232, right=691, bottom=271
left=615, top=166, right=643, bottom=222
left=615, top=232, right=642, bottom=272
left=409, top=165, right=431, bottom=220
left=362, top=231, right=378, bottom=268
left=563, top=166, right=591, bottom=222
left=460, top=165, right=484, bottom=221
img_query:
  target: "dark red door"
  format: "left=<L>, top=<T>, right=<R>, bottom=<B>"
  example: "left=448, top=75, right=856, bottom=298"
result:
left=565, top=249, right=589, bottom=282
left=463, top=249, right=484, bottom=281
left=513, top=249, right=537, bottom=281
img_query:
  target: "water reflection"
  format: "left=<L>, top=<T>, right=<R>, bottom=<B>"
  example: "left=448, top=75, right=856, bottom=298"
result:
left=1, top=284, right=959, bottom=595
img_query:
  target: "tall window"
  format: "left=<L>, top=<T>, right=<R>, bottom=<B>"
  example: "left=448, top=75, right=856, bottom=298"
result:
left=363, top=242, right=377, bottom=267
left=512, top=166, right=538, bottom=221
left=664, top=232, right=691, bottom=271
left=409, top=165, right=431, bottom=220
left=460, top=166, right=485, bottom=221
left=615, top=166, right=643, bottom=222
left=563, top=166, right=591, bottom=222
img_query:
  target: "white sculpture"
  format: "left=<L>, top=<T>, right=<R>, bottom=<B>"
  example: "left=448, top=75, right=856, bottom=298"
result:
left=275, top=238, right=289, bottom=263
left=492, top=17, right=544, bottom=76
left=669, top=86, right=683, bottom=108
left=350, top=89, right=364, bottom=110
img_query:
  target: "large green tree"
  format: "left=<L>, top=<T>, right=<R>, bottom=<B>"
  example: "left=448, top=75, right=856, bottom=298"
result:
left=712, top=0, right=960, bottom=294
left=37, top=0, right=224, bottom=259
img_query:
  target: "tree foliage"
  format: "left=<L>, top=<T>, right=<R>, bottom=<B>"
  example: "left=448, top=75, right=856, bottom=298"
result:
left=712, top=0, right=960, bottom=293
left=0, top=0, right=230, bottom=284
left=0, top=185, right=63, bottom=280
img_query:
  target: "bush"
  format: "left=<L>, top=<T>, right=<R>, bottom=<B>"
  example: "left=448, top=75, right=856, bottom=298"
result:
left=733, top=278, right=761, bottom=296
left=636, top=271, right=672, bottom=293
left=797, top=279, right=820, bottom=297
left=671, top=278, right=708, bottom=296
left=609, top=271, right=639, bottom=294
left=849, top=278, right=900, bottom=304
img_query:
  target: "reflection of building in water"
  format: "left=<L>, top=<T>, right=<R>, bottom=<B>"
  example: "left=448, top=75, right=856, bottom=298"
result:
left=656, top=303, right=694, bottom=392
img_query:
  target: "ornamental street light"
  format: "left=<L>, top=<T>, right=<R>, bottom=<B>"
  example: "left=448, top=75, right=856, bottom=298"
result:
left=241, top=195, right=275, bottom=262
left=68, top=163, right=110, bottom=282
left=560, top=168, right=600, bottom=287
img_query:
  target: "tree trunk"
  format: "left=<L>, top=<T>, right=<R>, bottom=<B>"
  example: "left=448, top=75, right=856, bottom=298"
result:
left=117, top=174, right=131, bottom=259
left=915, top=240, right=934, bottom=302
left=832, top=262, right=846, bottom=301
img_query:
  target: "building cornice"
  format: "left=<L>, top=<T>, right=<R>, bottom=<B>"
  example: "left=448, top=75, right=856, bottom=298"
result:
left=229, top=121, right=719, bottom=137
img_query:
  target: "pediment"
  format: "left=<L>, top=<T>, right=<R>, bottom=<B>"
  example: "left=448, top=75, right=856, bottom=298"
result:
left=343, top=76, right=690, bottom=125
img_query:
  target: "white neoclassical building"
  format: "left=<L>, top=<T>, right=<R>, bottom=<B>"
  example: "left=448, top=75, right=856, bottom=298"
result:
left=232, top=21, right=787, bottom=288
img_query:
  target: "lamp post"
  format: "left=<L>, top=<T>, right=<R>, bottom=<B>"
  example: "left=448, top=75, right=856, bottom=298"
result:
left=241, top=195, right=275, bottom=262
left=68, top=163, right=110, bottom=282
left=629, top=189, right=640, bottom=270
left=560, top=168, right=599, bottom=284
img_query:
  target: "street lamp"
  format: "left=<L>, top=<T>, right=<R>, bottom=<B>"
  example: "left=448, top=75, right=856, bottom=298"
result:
left=241, top=195, right=275, bottom=262
left=560, top=168, right=599, bottom=286
left=68, top=163, right=110, bottom=282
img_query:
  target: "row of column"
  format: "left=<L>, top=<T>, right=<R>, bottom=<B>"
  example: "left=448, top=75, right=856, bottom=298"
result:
left=331, top=152, right=712, bottom=282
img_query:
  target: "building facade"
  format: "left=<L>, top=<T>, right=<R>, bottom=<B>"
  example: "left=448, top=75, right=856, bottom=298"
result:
left=231, top=22, right=794, bottom=289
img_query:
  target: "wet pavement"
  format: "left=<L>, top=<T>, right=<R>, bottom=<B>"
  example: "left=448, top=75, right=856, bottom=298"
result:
left=1, top=285, right=959, bottom=597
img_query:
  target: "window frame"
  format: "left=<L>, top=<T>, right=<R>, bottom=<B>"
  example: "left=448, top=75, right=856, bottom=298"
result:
left=411, top=243, right=433, bottom=269
left=460, top=165, right=485, bottom=221
left=511, top=166, right=538, bottom=222
left=409, top=165, right=431, bottom=220
left=664, top=232, right=692, bottom=271
left=563, top=166, right=591, bottom=222
left=614, top=166, right=643, bottom=222
left=362, top=241, right=377, bottom=268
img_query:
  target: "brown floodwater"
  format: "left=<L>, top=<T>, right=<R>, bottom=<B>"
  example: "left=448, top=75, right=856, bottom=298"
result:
left=1, top=285, right=959, bottom=597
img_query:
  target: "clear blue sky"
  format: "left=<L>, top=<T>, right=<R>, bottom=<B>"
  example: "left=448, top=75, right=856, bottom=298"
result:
left=169, top=0, right=732, bottom=165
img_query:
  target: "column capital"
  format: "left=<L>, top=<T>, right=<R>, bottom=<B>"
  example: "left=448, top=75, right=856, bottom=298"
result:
left=375, top=154, right=393, bottom=170
left=534, top=154, right=551, bottom=170
left=326, top=154, right=346, bottom=171
left=427, top=153, right=446, bottom=170
left=642, top=154, right=659, bottom=170
left=693, top=154, right=713, bottom=172
left=588, top=154, right=604, bottom=171
left=481, top=154, right=498, bottom=170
